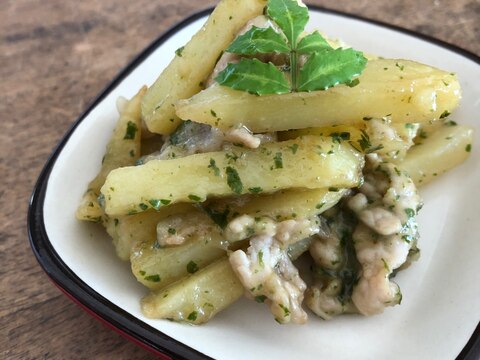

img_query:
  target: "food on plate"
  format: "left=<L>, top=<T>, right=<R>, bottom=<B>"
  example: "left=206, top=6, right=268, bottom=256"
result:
left=77, top=0, right=473, bottom=324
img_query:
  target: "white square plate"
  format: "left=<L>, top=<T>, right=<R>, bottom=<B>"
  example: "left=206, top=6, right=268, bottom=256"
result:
left=29, top=6, right=480, bottom=360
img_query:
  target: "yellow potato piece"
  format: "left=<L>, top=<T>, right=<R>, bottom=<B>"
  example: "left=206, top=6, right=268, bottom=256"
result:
left=101, top=136, right=364, bottom=216
left=141, top=258, right=243, bottom=324
left=141, top=0, right=267, bottom=134
left=400, top=124, right=473, bottom=186
left=175, top=59, right=460, bottom=132
left=76, top=86, right=146, bottom=222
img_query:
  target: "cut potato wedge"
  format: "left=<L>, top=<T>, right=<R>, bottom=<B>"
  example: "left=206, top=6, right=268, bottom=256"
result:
left=141, top=258, right=243, bottom=324
left=175, top=59, right=460, bottom=132
left=76, top=87, right=146, bottom=222
left=101, top=136, right=363, bottom=216
left=141, top=0, right=267, bottom=134
left=400, top=124, right=473, bottom=186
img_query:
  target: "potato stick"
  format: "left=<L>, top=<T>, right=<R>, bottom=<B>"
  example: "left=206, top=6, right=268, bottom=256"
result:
left=279, top=121, right=418, bottom=161
left=131, top=226, right=227, bottom=291
left=101, top=136, right=363, bottom=216
left=208, top=187, right=347, bottom=224
left=141, top=0, right=267, bottom=135
left=141, top=258, right=244, bottom=324
left=400, top=124, right=473, bottom=186
left=76, top=87, right=146, bottom=222
left=175, top=59, right=460, bottom=132
left=103, top=203, right=193, bottom=261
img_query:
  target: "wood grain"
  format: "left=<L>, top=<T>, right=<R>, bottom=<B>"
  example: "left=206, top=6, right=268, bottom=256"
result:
left=1, top=0, right=478, bottom=359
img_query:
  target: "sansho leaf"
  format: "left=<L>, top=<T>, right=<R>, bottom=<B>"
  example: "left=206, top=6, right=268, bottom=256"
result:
left=226, top=26, right=290, bottom=55
left=266, top=0, right=309, bottom=47
left=297, top=31, right=333, bottom=54
left=298, top=48, right=367, bottom=91
left=215, top=58, right=290, bottom=95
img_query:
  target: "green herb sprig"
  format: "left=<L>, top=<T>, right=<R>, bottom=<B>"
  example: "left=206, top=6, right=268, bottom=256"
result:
left=215, top=0, right=367, bottom=95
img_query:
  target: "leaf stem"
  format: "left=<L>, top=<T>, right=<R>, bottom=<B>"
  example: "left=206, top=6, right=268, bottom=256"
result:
left=290, top=49, right=297, bottom=92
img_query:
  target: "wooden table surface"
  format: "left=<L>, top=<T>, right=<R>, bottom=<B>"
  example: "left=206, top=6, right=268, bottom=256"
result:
left=1, top=0, right=478, bottom=359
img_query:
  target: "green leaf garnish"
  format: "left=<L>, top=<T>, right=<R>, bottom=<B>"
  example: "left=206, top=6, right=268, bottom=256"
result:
left=226, top=26, right=289, bottom=54
left=266, top=0, right=308, bottom=46
left=298, top=48, right=367, bottom=91
left=297, top=31, right=332, bottom=54
left=215, top=58, right=290, bottom=95
left=215, top=0, right=367, bottom=95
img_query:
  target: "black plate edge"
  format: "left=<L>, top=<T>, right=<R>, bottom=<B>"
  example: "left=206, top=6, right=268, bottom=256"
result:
left=27, top=4, right=480, bottom=360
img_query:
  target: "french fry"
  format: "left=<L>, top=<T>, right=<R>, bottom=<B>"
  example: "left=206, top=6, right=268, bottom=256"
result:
left=141, top=0, right=267, bottom=135
left=76, top=87, right=146, bottom=222
left=400, top=124, right=473, bottom=186
left=141, top=258, right=243, bottom=324
left=101, top=136, right=363, bottom=216
left=175, top=59, right=460, bottom=132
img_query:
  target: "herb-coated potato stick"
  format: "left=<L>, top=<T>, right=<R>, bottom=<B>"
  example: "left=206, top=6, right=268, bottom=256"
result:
left=141, top=258, right=243, bottom=324
left=141, top=0, right=267, bottom=135
left=101, top=136, right=364, bottom=216
left=279, top=122, right=418, bottom=161
left=175, top=59, right=460, bottom=132
left=210, top=187, right=347, bottom=223
left=131, top=217, right=227, bottom=290
left=76, top=86, right=146, bottom=222
left=103, top=203, right=194, bottom=261
left=400, top=124, right=473, bottom=186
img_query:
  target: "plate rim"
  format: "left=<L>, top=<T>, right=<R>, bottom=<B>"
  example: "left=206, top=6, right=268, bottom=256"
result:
left=27, top=5, right=480, bottom=360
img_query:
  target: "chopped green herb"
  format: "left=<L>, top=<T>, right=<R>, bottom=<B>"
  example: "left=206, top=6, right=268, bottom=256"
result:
left=405, top=123, right=415, bottom=129
left=138, top=203, right=148, bottom=211
left=258, top=250, right=264, bottom=267
left=225, top=166, right=243, bottom=194
left=187, top=311, right=198, bottom=321
left=331, top=131, right=350, bottom=143
left=288, top=143, right=299, bottom=154
left=148, top=199, right=162, bottom=210
left=114, top=218, right=119, bottom=226
left=255, top=295, right=267, bottom=303
left=202, top=206, right=230, bottom=229
left=404, top=208, right=415, bottom=218
left=139, top=270, right=146, bottom=276
left=175, top=46, right=185, bottom=57
left=395, top=62, right=404, bottom=71
left=328, top=187, right=339, bottom=192
left=316, top=202, right=326, bottom=209
left=248, top=187, right=263, bottom=194
left=466, top=144, right=472, bottom=152
left=440, top=110, right=451, bottom=119
left=124, top=121, right=138, bottom=140
left=279, top=304, right=290, bottom=317
left=188, top=194, right=203, bottom=202
left=208, top=158, right=220, bottom=176
left=273, top=152, right=283, bottom=169
left=144, top=274, right=161, bottom=282
left=187, top=260, right=199, bottom=274
left=444, top=120, right=457, bottom=126
left=168, top=227, right=176, bottom=235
